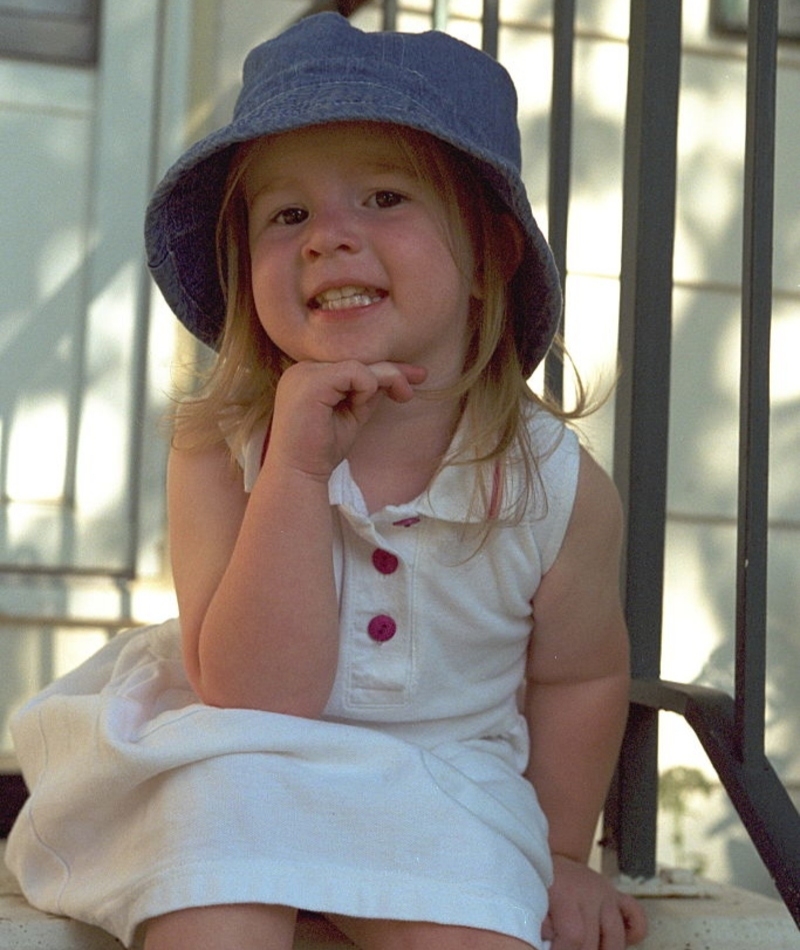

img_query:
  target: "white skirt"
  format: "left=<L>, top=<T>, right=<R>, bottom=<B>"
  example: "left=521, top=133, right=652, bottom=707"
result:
left=6, top=620, right=551, bottom=948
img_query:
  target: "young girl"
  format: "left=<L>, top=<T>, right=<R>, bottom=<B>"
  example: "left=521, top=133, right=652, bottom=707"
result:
left=7, top=13, right=648, bottom=950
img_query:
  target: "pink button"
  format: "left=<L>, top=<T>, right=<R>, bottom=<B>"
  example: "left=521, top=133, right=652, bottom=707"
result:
left=372, top=549, right=399, bottom=574
left=368, top=615, right=397, bottom=642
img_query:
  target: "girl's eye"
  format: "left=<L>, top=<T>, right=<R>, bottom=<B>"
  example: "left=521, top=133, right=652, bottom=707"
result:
left=272, top=206, right=308, bottom=226
left=371, top=190, right=406, bottom=209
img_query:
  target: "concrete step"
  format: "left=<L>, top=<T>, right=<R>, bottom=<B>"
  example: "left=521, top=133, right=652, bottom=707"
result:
left=2, top=846, right=799, bottom=949
left=619, top=870, right=800, bottom=950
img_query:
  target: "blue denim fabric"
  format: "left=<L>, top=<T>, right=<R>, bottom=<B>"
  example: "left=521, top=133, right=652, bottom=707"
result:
left=144, top=12, right=561, bottom=373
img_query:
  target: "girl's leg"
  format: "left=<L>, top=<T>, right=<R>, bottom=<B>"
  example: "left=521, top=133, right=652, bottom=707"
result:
left=143, top=903, right=297, bottom=950
left=326, top=915, right=537, bottom=950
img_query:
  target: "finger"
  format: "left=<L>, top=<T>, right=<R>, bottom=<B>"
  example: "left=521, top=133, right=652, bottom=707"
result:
left=598, top=901, right=626, bottom=950
left=366, top=362, right=427, bottom=402
left=394, top=363, right=428, bottom=386
left=619, top=894, right=648, bottom=945
left=579, top=916, right=600, bottom=950
left=548, top=907, right=593, bottom=950
left=280, top=360, right=379, bottom=411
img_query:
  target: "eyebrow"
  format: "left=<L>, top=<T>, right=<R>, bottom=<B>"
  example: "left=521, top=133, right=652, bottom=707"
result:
left=246, top=157, right=417, bottom=202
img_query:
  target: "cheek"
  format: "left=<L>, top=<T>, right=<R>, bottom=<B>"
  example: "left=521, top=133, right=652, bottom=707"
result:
left=433, top=214, right=477, bottom=302
left=420, top=217, right=472, bottom=284
left=249, top=246, right=284, bottom=307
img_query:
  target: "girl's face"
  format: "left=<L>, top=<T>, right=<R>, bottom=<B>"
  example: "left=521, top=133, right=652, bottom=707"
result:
left=242, top=122, right=476, bottom=386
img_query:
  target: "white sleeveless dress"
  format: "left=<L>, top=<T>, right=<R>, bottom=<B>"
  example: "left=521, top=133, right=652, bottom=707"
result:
left=6, top=407, right=579, bottom=949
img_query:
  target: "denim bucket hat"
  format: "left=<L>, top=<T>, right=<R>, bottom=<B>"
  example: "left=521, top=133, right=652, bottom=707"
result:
left=145, top=12, right=562, bottom=375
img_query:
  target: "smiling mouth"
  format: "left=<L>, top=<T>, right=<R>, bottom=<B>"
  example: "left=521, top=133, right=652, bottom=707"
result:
left=308, top=285, right=386, bottom=311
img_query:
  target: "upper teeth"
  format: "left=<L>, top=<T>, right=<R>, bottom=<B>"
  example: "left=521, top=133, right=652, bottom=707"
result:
left=312, top=286, right=382, bottom=310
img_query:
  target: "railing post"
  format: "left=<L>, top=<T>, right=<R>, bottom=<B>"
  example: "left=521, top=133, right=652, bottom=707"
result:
left=735, top=0, right=778, bottom=768
left=544, top=0, right=575, bottom=405
left=605, top=0, right=682, bottom=879
left=481, top=0, right=499, bottom=56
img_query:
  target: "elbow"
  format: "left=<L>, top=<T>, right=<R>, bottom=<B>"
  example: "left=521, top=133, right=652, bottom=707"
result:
left=181, top=614, right=337, bottom=718
left=187, top=656, right=334, bottom=719
left=200, top=683, right=332, bottom=720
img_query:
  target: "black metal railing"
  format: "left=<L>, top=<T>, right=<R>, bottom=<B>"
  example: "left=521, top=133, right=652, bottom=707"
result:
left=600, top=0, right=680, bottom=891
left=592, top=0, right=800, bottom=925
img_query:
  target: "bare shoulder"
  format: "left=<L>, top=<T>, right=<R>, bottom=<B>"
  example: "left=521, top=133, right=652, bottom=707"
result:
left=168, top=441, right=249, bottom=537
left=168, top=439, right=246, bottom=504
left=568, top=447, right=624, bottom=551
left=529, top=446, right=628, bottom=683
left=539, top=446, right=624, bottom=584
left=167, top=442, right=249, bottom=633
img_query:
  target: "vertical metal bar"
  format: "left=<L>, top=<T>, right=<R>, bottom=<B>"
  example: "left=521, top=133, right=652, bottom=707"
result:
left=382, top=0, right=398, bottom=31
left=432, top=0, right=448, bottom=32
left=481, top=0, right=499, bottom=57
left=735, top=0, right=778, bottom=765
left=607, top=0, right=682, bottom=880
left=603, top=702, right=661, bottom=876
left=544, top=0, right=575, bottom=404
left=614, top=0, right=681, bottom=682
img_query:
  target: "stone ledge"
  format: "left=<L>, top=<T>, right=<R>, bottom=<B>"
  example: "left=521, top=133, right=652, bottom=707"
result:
left=624, top=870, right=800, bottom=950
left=3, top=847, right=799, bottom=949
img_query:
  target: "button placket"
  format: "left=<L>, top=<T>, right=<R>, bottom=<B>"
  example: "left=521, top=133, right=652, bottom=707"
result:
left=336, top=509, right=421, bottom=708
left=367, top=548, right=400, bottom=641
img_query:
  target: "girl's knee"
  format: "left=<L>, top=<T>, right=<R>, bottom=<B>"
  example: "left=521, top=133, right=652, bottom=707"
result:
left=325, top=915, right=537, bottom=950
left=143, top=903, right=297, bottom=950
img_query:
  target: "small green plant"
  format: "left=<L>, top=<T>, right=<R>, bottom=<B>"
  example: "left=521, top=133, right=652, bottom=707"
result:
left=659, top=766, right=715, bottom=875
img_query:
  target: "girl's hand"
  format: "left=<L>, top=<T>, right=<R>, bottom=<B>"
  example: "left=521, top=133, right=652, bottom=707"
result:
left=268, top=359, right=427, bottom=479
left=543, top=855, right=648, bottom=950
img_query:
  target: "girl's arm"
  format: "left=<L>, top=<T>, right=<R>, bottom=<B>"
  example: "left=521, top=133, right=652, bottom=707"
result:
left=169, top=359, right=424, bottom=718
left=525, top=447, right=647, bottom=947
left=168, top=434, right=340, bottom=717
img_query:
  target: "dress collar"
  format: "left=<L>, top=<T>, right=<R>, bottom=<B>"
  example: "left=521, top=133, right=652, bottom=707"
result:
left=240, top=403, right=562, bottom=526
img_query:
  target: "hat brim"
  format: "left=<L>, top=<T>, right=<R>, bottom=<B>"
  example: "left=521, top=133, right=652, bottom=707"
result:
left=145, top=17, right=562, bottom=374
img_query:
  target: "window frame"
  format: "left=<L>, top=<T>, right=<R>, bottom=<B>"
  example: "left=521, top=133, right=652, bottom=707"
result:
left=0, top=0, right=101, bottom=67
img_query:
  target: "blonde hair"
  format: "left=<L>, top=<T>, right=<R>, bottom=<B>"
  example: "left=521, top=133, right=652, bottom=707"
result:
left=171, top=124, right=595, bottom=519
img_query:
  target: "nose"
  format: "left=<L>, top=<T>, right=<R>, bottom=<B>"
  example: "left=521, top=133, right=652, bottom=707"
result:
left=301, top=207, right=363, bottom=261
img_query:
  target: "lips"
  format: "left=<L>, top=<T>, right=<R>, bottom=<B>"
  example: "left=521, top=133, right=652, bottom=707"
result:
left=308, top=285, right=386, bottom=311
